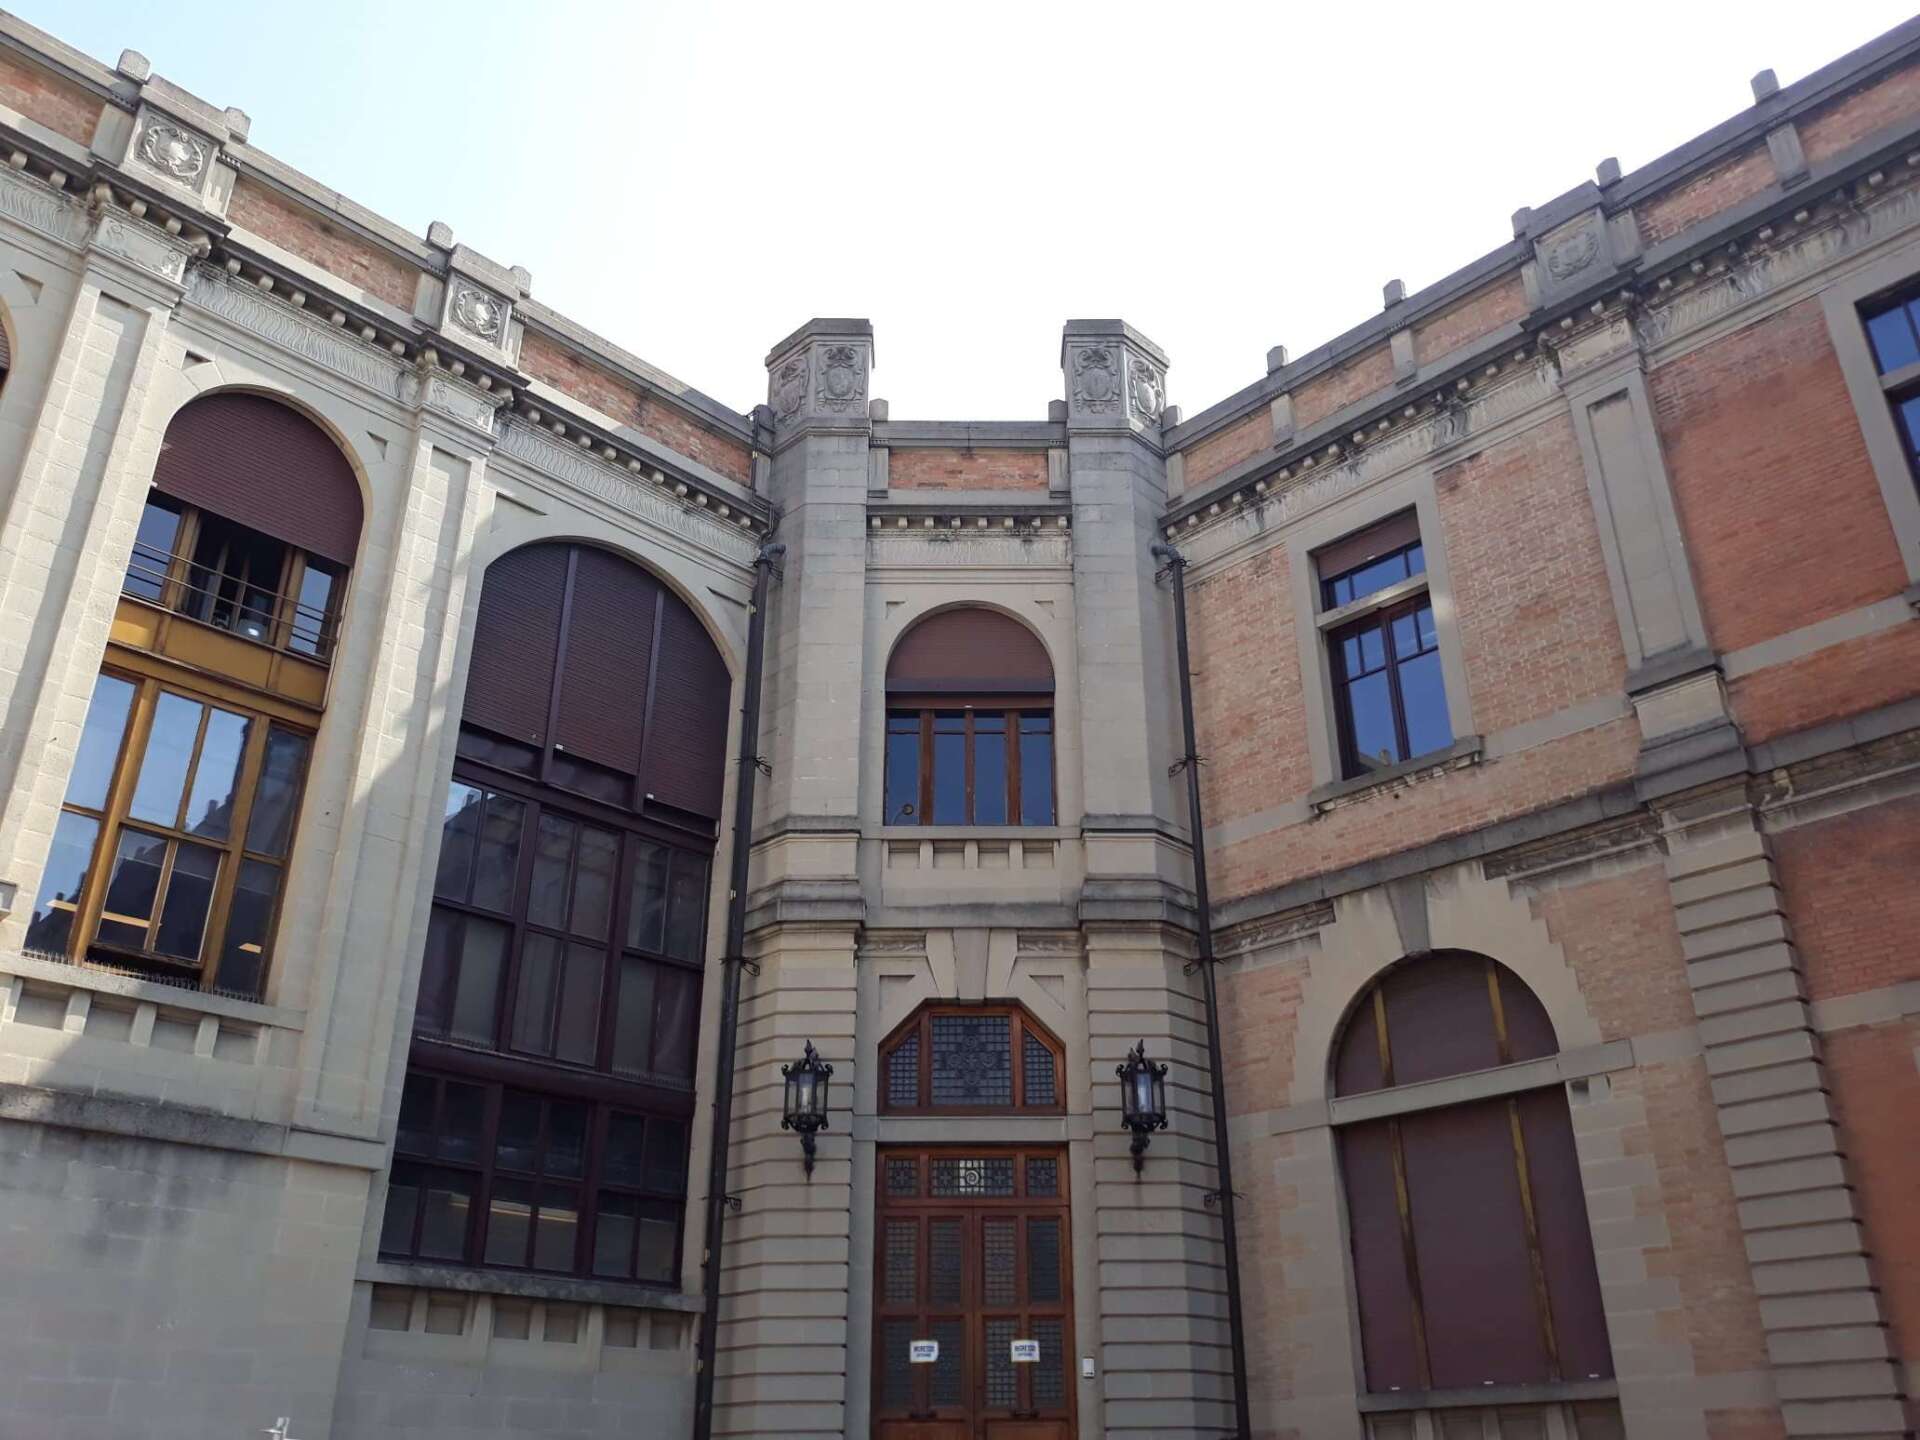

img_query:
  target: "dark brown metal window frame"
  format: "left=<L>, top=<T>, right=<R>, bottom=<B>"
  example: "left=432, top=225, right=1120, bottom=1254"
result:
left=884, top=699, right=1055, bottom=827
left=380, top=1068, right=690, bottom=1285
left=1326, top=594, right=1444, bottom=780
left=1859, top=287, right=1920, bottom=497
left=879, top=1003, right=1067, bottom=1116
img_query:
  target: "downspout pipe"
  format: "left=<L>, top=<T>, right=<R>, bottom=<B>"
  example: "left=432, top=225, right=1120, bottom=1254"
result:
left=691, top=540, right=785, bottom=1440
left=1151, top=540, right=1254, bottom=1440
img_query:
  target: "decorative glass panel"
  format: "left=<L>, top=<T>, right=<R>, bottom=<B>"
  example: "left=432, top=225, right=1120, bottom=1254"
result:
left=1022, top=1030, right=1057, bottom=1106
left=1032, top=1317, right=1065, bottom=1405
left=1027, top=1217, right=1062, bottom=1303
left=931, top=1157, right=1015, bottom=1199
left=929, top=1218, right=964, bottom=1304
left=884, top=1220, right=918, bottom=1304
left=886, top=1031, right=921, bottom=1107
left=983, top=1218, right=1017, bottom=1306
left=881, top=1319, right=914, bottom=1409
left=984, top=1317, right=1018, bottom=1407
left=929, top=1318, right=963, bottom=1406
left=885, top=1157, right=919, bottom=1198
left=1025, top=1156, right=1059, bottom=1198
left=930, top=1014, right=1013, bottom=1107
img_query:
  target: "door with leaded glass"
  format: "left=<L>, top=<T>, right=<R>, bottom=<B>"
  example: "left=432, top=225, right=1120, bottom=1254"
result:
left=873, top=1147, right=1075, bottom=1440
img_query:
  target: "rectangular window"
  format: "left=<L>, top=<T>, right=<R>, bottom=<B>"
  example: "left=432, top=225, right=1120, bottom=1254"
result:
left=883, top=707, right=1055, bottom=826
left=1859, top=289, right=1920, bottom=496
left=1316, top=514, right=1452, bottom=779
left=121, top=496, right=347, bottom=662
left=25, top=671, right=311, bottom=996
left=379, top=1071, right=688, bottom=1284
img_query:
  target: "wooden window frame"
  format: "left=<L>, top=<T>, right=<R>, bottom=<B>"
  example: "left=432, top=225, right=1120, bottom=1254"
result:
left=1333, top=956, right=1598, bottom=1397
left=122, top=495, right=350, bottom=665
left=379, top=1068, right=691, bottom=1285
left=31, top=667, right=313, bottom=996
left=1316, top=535, right=1451, bottom=781
left=883, top=700, right=1055, bottom=827
left=879, top=1003, right=1067, bottom=1116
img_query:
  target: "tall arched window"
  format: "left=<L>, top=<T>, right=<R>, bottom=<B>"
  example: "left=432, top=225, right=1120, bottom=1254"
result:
left=379, top=542, right=731, bottom=1286
left=884, top=608, right=1054, bottom=826
left=23, top=394, right=361, bottom=996
left=1334, top=952, right=1613, bottom=1398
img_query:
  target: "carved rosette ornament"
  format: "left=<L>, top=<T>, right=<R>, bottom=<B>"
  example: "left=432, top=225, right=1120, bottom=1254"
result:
left=1128, top=357, right=1166, bottom=426
left=1072, top=345, right=1122, bottom=413
left=449, top=284, right=506, bottom=342
left=137, top=121, right=208, bottom=183
left=816, top=344, right=866, bottom=412
left=1545, top=224, right=1600, bottom=280
left=773, top=355, right=808, bottom=419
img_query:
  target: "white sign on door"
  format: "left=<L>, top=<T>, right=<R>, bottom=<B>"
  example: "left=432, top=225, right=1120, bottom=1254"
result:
left=1010, top=1338, right=1040, bottom=1363
left=909, top=1339, right=940, bottom=1364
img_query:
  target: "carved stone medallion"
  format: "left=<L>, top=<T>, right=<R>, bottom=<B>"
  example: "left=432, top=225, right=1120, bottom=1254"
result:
left=1072, top=345, right=1122, bottom=412
left=816, top=343, right=866, bottom=412
left=137, top=121, right=208, bottom=183
left=450, top=284, right=506, bottom=341
left=773, top=355, right=808, bottom=418
left=1545, top=224, right=1600, bottom=280
left=1128, top=357, right=1165, bottom=424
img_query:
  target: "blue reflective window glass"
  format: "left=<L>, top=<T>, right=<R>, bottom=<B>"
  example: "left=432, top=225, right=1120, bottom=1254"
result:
left=1867, top=302, right=1920, bottom=374
left=973, top=714, right=1007, bottom=825
left=1345, top=671, right=1401, bottom=770
left=885, top=713, right=920, bottom=823
left=930, top=713, right=966, bottom=824
left=1019, top=715, right=1054, bottom=825
left=1397, top=649, right=1452, bottom=760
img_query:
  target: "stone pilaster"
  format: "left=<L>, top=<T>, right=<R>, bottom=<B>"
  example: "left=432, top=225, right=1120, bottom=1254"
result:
left=1660, top=791, right=1907, bottom=1439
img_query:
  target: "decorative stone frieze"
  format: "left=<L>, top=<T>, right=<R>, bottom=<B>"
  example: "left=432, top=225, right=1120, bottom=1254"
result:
left=764, top=317, right=874, bottom=437
left=1062, top=318, right=1167, bottom=433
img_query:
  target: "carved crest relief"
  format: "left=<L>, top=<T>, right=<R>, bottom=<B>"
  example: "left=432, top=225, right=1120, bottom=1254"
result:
left=773, top=355, right=808, bottom=418
left=1071, top=345, right=1122, bottom=412
left=137, top=121, right=208, bottom=183
left=1544, top=224, right=1601, bottom=280
left=449, top=284, right=506, bottom=341
left=816, top=343, right=866, bottom=412
left=1129, top=357, right=1165, bottom=424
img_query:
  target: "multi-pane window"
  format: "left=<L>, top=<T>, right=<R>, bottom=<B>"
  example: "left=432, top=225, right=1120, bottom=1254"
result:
left=24, top=670, right=311, bottom=996
left=1859, top=289, right=1920, bottom=494
left=415, top=778, right=708, bottom=1083
left=880, top=1006, right=1065, bottom=1113
left=1317, top=513, right=1452, bottom=778
left=884, top=708, right=1054, bottom=825
left=123, top=494, right=346, bottom=660
left=380, top=1071, right=689, bottom=1281
left=1334, top=952, right=1613, bottom=1393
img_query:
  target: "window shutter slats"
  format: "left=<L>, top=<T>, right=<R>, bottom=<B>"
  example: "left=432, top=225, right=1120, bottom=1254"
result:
left=462, top=544, right=567, bottom=747
left=640, top=599, right=730, bottom=818
left=887, top=608, right=1053, bottom=695
left=1313, top=509, right=1421, bottom=580
left=151, top=394, right=363, bottom=565
left=1518, top=1088, right=1616, bottom=1382
left=554, top=547, right=659, bottom=775
left=1340, top=1119, right=1424, bottom=1391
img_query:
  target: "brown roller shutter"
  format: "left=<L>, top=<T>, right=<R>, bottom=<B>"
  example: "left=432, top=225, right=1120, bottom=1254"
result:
left=641, top=593, right=732, bottom=819
left=1381, top=953, right=1501, bottom=1087
left=151, top=393, right=363, bottom=564
left=554, top=546, right=660, bottom=775
left=1500, top=967, right=1559, bottom=1064
left=1314, top=509, right=1420, bottom=580
left=1518, top=1088, right=1615, bottom=1382
left=462, top=544, right=567, bottom=746
left=1401, top=1098, right=1552, bottom=1388
left=1332, top=993, right=1385, bottom=1097
left=1340, top=1119, right=1423, bottom=1391
left=887, top=608, right=1053, bottom=694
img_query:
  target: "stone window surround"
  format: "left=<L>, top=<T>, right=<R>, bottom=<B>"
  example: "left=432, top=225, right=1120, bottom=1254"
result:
left=1819, top=233, right=1920, bottom=587
left=1288, top=469, right=1476, bottom=802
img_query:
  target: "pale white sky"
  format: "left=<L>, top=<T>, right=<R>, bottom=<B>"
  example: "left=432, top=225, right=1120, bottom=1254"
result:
left=38, top=1, right=1920, bottom=421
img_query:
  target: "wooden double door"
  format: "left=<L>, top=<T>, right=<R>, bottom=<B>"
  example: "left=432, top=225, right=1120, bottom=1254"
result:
left=873, top=1146, right=1075, bottom=1440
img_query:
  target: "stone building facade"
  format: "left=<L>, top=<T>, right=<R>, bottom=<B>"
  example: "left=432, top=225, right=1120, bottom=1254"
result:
left=0, top=10, right=1914, bottom=1440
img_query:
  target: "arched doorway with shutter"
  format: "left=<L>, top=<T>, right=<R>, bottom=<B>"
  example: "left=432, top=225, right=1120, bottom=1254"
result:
left=1330, top=951, right=1624, bottom=1440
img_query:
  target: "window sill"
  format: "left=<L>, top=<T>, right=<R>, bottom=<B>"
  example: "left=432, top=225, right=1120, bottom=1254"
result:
left=1308, top=736, right=1484, bottom=814
left=1, top=948, right=303, bottom=1031
left=877, top=824, right=1072, bottom=841
left=1357, top=1377, right=1617, bottom=1413
left=362, top=1260, right=703, bottom=1313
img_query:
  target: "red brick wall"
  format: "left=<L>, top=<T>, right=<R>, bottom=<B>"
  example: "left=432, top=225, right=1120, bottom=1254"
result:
left=1653, top=298, right=1908, bottom=653
left=1536, top=862, right=1695, bottom=1042
left=1774, top=795, right=1920, bottom=1002
left=1180, top=409, right=1271, bottom=490
left=887, top=448, right=1047, bottom=491
left=1802, top=58, right=1920, bottom=168
left=227, top=179, right=420, bottom=312
left=1413, top=272, right=1528, bottom=363
left=1636, top=144, right=1775, bottom=247
left=1824, top=1020, right=1920, bottom=1372
left=520, top=331, right=751, bottom=484
left=1435, top=414, right=1626, bottom=737
left=1731, top=624, right=1920, bottom=743
left=0, top=52, right=99, bottom=146
left=1293, top=345, right=1395, bottom=430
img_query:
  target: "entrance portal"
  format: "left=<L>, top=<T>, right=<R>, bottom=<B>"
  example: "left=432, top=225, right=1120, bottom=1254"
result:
left=872, top=1146, right=1075, bottom=1439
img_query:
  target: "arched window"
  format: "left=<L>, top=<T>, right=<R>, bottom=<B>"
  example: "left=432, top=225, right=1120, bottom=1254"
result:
left=22, top=395, right=360, bottom=996
left=880, top=1003, right=1065, bottom=1114
left=1334, top=952, right=1613, bottom=1398
left=884, top=608, right=1054, bottom=826
left=379, top=542, right=731, bottom=1286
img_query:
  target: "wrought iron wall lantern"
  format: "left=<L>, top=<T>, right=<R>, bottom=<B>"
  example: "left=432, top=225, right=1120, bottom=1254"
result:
left=781, top=1039, right=833, bottom=1177
left=1117, top=1038, right=1169, bottom=1173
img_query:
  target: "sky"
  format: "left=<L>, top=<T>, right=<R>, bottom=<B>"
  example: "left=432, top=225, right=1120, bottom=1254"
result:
left=33, top=1, right=1920, bottom=422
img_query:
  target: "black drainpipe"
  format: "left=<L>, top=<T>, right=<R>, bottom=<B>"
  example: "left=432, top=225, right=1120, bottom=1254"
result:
left=691, top=540, right=785, bottom=1440
left=1151, top=540, right=1253, bottom=1440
